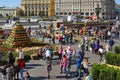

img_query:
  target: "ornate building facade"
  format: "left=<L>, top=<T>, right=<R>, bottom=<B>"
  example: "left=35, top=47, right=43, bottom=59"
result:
left=55, top=0, right=115, bottom=19
left=21, top=0, right=55, bottom=17
left=0, top=7, right=17, bottom=17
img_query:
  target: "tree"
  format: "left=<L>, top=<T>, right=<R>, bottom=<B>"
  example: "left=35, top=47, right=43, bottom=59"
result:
left=16, top=8, right=24, bottom=16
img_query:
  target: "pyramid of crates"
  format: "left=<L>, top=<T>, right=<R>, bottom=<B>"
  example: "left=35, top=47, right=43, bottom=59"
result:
left=5, top=22, right=32, bottom=48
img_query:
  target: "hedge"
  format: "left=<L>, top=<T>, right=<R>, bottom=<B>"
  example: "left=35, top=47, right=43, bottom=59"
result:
left=91, top=63, right=120, bottom=80
left=114, top=46, right=120, bottom=54
left=105, top=53, right=120, bottom=66
left=2, top=49, right=39, bottom=62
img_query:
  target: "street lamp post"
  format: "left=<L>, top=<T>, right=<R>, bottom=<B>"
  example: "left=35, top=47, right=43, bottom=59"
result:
left=95, top=4, right=101, bottom=22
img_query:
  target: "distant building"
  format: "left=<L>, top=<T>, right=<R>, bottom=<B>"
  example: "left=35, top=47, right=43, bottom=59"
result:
left=55, top=0, right=115, bottom=20
left=115, top=4, right=120, bottom=20
left=0, top=7, right=17, bottom=17
left=55, top=0, right=81, bottom=17
left=21, top=0, right=55, bottom=17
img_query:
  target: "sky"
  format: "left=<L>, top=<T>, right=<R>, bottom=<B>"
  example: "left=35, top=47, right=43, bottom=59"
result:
left=0, top=0, right=120, bottom=7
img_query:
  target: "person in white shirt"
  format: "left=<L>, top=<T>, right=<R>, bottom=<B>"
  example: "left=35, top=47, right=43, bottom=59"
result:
left=98, top=46, right=105, bottom=63
left=19, top=49, right=24, bottom=60
left=45, top=49, right=51, bottom=58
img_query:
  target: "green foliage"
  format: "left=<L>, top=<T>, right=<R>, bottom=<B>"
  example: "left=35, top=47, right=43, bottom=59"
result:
left=105, top=53, right=120, bottom=66
left=31, top=38, right=49, bottom=46
left=116, top=70, right=120, bottom=80
left=2, top=49, right=39, bottom=62
left=114, top=46, right=120, bottom=54
left=91, top=63, right=120, bottom=80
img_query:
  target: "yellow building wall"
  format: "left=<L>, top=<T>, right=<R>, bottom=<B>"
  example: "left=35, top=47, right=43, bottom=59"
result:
left=49, top=0, right=55, bottom=16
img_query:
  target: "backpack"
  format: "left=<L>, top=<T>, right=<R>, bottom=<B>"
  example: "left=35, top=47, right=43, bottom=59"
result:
left=111, top=40, right=114, bottom=45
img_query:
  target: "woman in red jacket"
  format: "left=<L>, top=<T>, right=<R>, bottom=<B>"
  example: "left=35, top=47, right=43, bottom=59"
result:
left=19, top=59, right=25, bottom=79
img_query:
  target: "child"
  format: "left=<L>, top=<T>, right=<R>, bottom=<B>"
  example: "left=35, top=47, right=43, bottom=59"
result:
left=24, top=72, right=31, bottom=80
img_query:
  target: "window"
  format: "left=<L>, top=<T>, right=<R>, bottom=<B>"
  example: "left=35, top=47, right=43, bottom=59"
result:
left=86, top=12, right=89, bottom=15
left=81, top=12, right=84, bottom=15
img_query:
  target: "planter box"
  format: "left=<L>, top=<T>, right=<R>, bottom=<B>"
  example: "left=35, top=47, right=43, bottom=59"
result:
left=31, top=54, right=39, bottom=60
left=0, top=60, right=7, bottom=66
left=15, top=57, right=20, bottom=61
left=54, top=51, right=58, bottom=56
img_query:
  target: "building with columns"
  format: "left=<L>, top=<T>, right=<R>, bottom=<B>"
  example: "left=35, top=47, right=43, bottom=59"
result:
left=21, top=0, right=55, bottom=17
left=55, top=0, right=115, bottom=20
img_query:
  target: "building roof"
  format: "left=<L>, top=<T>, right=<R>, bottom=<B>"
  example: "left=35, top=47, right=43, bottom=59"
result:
left=0, top=6, right=16, bottom=10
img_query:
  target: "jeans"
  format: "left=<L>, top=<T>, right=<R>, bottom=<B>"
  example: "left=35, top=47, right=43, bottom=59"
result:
left=20, top=69, right=24, bottom=79
left=76, top=68, right=81, bottom=78
left=2, top=75, right=7, bottom=80
left=63, top=67, right=67, bottom=73
left=100, top=53, right=104, bottom=63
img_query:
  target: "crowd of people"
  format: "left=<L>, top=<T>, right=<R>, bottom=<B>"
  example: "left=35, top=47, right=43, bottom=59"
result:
left=36, top=44, right=90, bottom=79
left=0, top=21, right=119, bottom=80
left=0, top=49, right=30, bottom=80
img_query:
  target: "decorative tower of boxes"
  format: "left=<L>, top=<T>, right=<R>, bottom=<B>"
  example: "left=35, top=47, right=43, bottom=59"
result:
left=5, top=22, right=31, bottom=48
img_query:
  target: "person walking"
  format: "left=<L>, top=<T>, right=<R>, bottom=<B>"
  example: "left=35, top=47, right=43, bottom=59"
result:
left=105, top=44, right=110, bottom=53
left=75, top=56, right=82, bottom=79
left=46, top=57, right=52, bottom=79
left=51, top=33, right=55, bottom=44
left=62, top=55, right=68, bottom=78
left=98, top=46, right=105, bottom=63
left=59, top=58, right=63, bottom=74
left=82, top=58, right=89, bottom=77
left=66, top=52, right=72, bottom=77
left=58, top=45, right=63, bottom=59
left=8, top=51, right=14, bottom=66
left=13, top=59, right=20, bottom=80
left=19, top=49, right=24, bottom=60
left=94, top=41, right=99, bottom=54
left=6, top=65, right=14, bottom=80
left=19, top=59, right=25, bottom=80
left=45, top=48, right=51, bottom=59
left=49, top=47, right=53, bottom=59
left=1, top=64, right=7, bottom=80
left=108, top=38, right=114, bottom=51
left=38, top=48, right=43, bottom=60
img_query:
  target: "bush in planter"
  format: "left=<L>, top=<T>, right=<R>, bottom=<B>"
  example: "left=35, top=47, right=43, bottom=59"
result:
left=91, top=63, right=120, bottom=80
left=91, top=63, right=101, bottom=80
left=114, top=46, right=120, bottom=54
left=2, top=49, right=39, bottom=62
left=105, top=53, right=120, bottom=66
left=116, top=70, right=120, bottom=80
